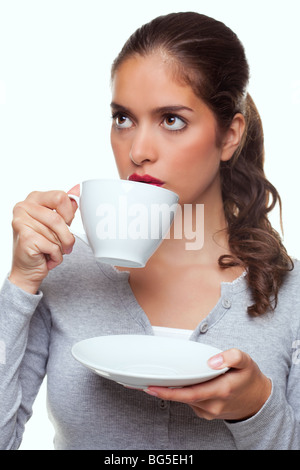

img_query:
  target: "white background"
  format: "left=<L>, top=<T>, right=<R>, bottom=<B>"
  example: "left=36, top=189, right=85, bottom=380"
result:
left=0, top=0, right=299, bottom=450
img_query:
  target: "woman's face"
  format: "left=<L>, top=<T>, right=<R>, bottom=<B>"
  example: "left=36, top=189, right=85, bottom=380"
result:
left=110, top=53, right=229, bottom=205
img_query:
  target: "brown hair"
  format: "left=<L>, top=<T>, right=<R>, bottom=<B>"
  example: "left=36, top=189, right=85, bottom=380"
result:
left=112, top=12, right=293, bottom=315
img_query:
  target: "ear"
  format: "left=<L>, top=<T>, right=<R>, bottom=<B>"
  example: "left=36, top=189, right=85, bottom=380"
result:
left=220, top=113, right=246, bottom=162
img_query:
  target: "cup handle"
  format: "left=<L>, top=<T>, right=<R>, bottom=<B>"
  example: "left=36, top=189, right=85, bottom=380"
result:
left=73, top=232, right=90, bottom=246
left=68, top=193, right=90, bottom=247
left=68, top=193, right=80, bottom=206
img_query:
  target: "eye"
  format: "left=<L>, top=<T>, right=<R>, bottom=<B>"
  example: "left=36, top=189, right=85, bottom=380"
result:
left=113, top=113, right=133, bottom=129
left=162, top=115, right=186, bottom=131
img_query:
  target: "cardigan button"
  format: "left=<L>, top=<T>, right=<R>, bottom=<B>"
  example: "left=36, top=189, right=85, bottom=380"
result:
left=159, top=400, right=168, bottom=410
left=222, top=298, right=231, bottom=309
left=199, top=322, right=209, bottom=333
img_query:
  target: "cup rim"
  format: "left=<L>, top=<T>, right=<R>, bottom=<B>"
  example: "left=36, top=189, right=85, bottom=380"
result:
left=81, top=178, right=179, bottom=198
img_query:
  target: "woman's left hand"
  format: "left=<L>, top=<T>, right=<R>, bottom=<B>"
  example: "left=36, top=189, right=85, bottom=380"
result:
left=144, top=348, right=272, bottom=421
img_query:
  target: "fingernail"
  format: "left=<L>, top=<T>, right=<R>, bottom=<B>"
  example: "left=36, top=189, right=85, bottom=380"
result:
left=144, top=388, right=158, bottom=397
left=67, top=184, right=80, bottom=195
left=208, top=354, right=224, bottom=369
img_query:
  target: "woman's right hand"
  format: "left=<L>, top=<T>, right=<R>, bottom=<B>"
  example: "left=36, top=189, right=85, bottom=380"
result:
left=9, top=189, right=79, bottom=294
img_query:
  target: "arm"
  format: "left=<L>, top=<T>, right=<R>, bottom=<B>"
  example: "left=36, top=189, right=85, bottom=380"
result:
left=0, top=279, right=48, bottom=449
left=0, top=187, right=78, bottom=449
left=224, top=378, right=300, bottom=450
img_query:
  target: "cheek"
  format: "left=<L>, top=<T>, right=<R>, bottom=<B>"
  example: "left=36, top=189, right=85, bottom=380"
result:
left=173, top=130, right=220, bottom=173
left=166, top=134, right=222, bottom=201
left=110, top=129, right=120, bottom=158
left=110, top=131, right=128, bottom=171
left=189, top=126, right=218, bottom=155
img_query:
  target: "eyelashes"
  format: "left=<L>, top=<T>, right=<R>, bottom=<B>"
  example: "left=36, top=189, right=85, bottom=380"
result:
left=162, top=115, right=186, bottom=131
left=111, top=112, right=187, bottom=133
left=112, top=113, right=133, bottom=129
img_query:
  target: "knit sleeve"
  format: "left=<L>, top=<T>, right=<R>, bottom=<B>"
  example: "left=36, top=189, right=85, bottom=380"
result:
left=0, top=278, right=50, bottom=450
left=224, top=321, right=300, bottom=451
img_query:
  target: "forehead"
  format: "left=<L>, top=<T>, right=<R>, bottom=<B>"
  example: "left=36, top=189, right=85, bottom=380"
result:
left=111, top=53, right=202, bottom=111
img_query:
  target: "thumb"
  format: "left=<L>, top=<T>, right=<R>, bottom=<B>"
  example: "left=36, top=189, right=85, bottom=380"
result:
left=207, top=348, right=251, bottom=371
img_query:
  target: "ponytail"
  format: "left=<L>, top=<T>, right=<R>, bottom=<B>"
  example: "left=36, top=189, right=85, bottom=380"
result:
left=219, top=93, right=293, bottom=315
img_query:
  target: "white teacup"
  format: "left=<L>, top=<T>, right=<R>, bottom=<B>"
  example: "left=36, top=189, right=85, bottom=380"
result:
left=69, top=179, right=179, bottom=268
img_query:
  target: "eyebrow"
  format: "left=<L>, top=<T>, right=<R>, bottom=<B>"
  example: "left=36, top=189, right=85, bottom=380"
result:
left=110, top=102, right=194, bottom=116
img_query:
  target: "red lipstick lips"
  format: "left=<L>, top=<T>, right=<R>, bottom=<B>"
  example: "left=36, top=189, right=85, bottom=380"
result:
left=129, top=173, right=164, bottom=187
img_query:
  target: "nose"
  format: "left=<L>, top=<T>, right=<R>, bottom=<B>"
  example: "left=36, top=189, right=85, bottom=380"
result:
left=129, top=126, right=157, bottom=166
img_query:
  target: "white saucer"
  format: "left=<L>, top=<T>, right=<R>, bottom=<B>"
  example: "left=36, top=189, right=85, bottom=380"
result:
left=71, top=335, right=228, bottom=389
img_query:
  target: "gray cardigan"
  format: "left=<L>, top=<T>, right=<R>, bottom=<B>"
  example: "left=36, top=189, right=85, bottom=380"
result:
left=1, top=238, right=300, bottom=450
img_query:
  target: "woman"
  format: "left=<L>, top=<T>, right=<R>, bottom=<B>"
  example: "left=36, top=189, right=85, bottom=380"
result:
left=1, top=12, right=299, bottom=450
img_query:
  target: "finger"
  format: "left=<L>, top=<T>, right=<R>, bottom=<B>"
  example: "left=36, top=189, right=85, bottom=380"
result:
left=145, top=373, right=228, bottom=404
left=15, top=201, right=75, bottom=254
left=208, top=348, right=252, bottom=371
left=189, top=403, right=215, bottom=421
left=29, top=231, right=64, bottom=271
left=14, top=225, right=64, bottom=271
left=13, top=204, right=63, bottom=248
left=26, top=190, right=77, bottom=225
left=144, top=385, right=197, bottom=402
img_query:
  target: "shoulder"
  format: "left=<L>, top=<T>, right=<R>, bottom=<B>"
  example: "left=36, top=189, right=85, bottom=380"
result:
left=281, top=259, right=300, bottom=291
left=277, top=259, right=300, bottom=321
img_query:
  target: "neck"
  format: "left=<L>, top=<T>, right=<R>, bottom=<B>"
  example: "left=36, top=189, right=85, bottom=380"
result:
left=152, top=197, right=229, bottom=267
